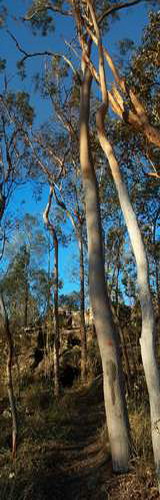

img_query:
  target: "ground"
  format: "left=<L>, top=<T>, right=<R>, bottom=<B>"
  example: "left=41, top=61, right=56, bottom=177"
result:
left=0, top=376, right=159, bottom=499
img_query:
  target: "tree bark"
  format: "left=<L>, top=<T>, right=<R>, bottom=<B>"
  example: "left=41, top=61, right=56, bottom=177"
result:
left=97, top=104, right=160, bottom=489
left=53, top=232, right=60, bottom=397
left=43, top=187, right=60, bottom=397
left=24, top=277, right=29, bottom=328
left=79, top=64, right=130, bottom=472
left=78, top=225, right=87, bottom=382
left=24, top=246, right=30, bottom=328
left=0, top=293, right=18, bottom=458
left=52, top=188, right=87, bottom=383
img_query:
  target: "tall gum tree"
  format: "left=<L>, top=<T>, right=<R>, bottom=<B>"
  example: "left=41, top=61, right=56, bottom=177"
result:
left=15, top=0, right=158, bottom=472
left=79, top=38, right=130, bottom=470
left=85, top=0, right=160, bottom=489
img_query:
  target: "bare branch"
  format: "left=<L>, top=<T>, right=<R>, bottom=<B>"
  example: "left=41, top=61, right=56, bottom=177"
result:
left=0, top=229, right=6, bottom=261
left=98, top=0, right=143, bottom=26
left=7, top=30, right=80, bottom=80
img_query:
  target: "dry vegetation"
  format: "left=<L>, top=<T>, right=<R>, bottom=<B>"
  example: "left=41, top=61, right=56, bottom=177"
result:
left=0, top=328, right=159, bottom=499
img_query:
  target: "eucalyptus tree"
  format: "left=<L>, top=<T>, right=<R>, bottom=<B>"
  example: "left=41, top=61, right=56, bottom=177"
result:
left=0, top=86, right=34, bottom=458
left=81, top=0, right=160, bottom=488
left=53, top=181, right=88, bottom=382
left=8, top=0, right=158, bottom=473
left=17, top=0, right=141, bottom=472
left=43, top=185, right=61, bottom=396
left=1, top=213, right=48, bottom=325
left=0, top=89, right=35, bottom=259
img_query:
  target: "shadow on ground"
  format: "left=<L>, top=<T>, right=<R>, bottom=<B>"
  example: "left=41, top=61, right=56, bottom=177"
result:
left=0, top=376, right=111, bottom=500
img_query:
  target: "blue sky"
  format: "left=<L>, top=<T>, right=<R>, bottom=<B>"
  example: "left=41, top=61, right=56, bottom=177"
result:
left=0, top=1, right=152, bottom=122
left=0, top=0, right=158, bottom=296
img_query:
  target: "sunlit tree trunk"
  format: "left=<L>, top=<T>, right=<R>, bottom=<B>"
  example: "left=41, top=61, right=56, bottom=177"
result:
left=86, top=3, right=160, bottom=481
left=79, top=61, right=130, bottom=472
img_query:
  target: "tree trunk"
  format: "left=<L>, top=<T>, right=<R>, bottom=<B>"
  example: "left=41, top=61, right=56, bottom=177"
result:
left=97, top=107, right=160, bottom=489
left=43, top=187, right=60, bottom=397
left=80, top=65, right=130, bottom=472
left=78, top=226, right=87, bottom=382
left=153, top=209, right=160, bottom=317
left=24, top=279, right=29, bottom=328
left=53, top=233, right=60, bottom=397
left=0, top=293, right=18, bottom=458
left=53, top=192, right=88, bottom=384
left=111, top=304, right=132, bottom=396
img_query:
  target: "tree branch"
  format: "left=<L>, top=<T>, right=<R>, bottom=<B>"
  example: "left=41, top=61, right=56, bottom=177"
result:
left=23, top=3, right=72, bottom=21
left=98, top=0, right=143, bottom=25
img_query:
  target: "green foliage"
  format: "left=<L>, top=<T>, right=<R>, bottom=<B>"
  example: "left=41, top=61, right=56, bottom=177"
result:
left=26, top=0, right=55, bottom=35
left=17, top=60, right=26, bottom=80
left=15, top=92, right=35, bottom=126
left=4, top=91, right=35, bottom=126
left=0, top=3, right=7, bottom=28
left=59, top=291, right=80, bottom=311
left=118, top=38, right=135, bottom=56
left=128, top=11, right=160, bottom=124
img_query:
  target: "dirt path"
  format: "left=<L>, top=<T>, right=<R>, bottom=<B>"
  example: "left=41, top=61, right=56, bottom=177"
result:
left=36, top=376, right=159, bottom=500
left=24, top=376, right=110, bottom=500
left=25, top=376, right=159, bottom=500
left=0, top=376, right=159, bottom=499
left=50, top=376, right=110, bottom=500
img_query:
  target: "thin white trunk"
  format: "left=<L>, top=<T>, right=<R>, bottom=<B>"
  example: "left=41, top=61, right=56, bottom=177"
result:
left=97, top=107, right=160, bottom=488
left=43, top=187, right=60, bottom=397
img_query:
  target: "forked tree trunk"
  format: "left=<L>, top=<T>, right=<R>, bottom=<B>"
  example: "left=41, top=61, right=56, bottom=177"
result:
left=97, top=105, right=160, bottom=489
left=79, top=64, right=130, bottom=472
left=0, top=293, right=18, bottom=458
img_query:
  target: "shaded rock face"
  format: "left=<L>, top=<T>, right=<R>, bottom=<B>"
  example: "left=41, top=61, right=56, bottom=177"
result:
left=67, top=333, right=81, bottom=348
left=32, top=348, right=44, bottom=370
left=31, top=328, right=46, bottom=370
left=60, top=364, right=80, bottom=388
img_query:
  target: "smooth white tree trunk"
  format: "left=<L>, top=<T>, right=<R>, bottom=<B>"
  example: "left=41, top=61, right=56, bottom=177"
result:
left=80, top=66, right=130, bottom=472
left=97, top=106, right=160, bottom=488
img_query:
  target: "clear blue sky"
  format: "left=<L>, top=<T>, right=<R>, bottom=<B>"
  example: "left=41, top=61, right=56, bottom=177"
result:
left=0, top=0, right=157, bottom=295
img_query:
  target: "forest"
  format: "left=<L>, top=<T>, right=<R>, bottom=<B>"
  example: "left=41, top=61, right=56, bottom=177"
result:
left=0, top=1, right=160, bottom=498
